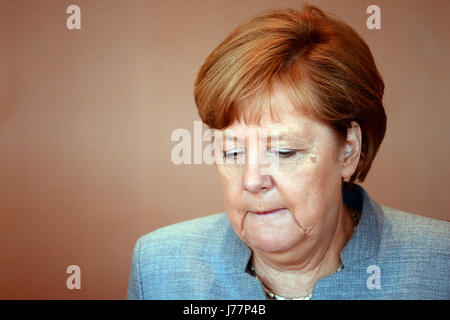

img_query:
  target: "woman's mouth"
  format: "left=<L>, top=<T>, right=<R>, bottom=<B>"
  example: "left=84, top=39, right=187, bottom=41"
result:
left=250, top=208, right=286, bottom=215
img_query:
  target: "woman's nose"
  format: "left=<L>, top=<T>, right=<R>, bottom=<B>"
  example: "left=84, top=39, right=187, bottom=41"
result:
left=243, top=163, right=273, bottom=193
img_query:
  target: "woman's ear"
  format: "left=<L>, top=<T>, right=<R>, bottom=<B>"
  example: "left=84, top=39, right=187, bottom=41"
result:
left=340, top=121, right=362, bottom=182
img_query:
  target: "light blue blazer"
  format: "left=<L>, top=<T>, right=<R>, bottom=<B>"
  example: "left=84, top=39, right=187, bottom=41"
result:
left=127, top=185, right=450, bottom=299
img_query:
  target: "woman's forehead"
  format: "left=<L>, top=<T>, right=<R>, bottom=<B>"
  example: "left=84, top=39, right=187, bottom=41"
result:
left=220, top=116, right=320, bottom=143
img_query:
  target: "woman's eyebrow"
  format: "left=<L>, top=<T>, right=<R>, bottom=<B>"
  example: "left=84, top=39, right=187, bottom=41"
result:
left=273, top=132, right=311, bottom=144
left=219, top=132, right=311, bottom=144
left=222, top=134, right=243, bottom=143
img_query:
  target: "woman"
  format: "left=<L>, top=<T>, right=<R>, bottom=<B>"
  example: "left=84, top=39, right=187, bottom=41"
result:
left=127, top=5, right=449, bottom=299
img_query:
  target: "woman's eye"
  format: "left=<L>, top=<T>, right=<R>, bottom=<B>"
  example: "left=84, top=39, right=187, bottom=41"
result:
left=275, top=150, right=298, bottom=158
left=223, top=149, right=299, bottom=159
left=223, top=150, right=244, bottom=159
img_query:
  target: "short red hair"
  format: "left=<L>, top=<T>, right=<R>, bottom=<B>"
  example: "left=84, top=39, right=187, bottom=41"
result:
left=194, top=5, right=386, bottom=184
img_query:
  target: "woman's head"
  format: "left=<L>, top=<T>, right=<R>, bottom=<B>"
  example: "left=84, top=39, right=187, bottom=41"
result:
left=194, top=5, right=386, bottom=254
left=194, top=5, right=386, bottom=184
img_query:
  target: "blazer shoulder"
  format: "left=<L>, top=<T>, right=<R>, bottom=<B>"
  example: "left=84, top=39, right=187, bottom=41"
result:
left=376, top=206, right=450, bottom=298
left=380, top=206, right=450, bottom=247
left=140, top=212, right=228, bottom=241
left=127, top=213, right=235, bottom=299
left=378, top=206, right=449, bottom=270
left=135, top=212, right=230, bottom=261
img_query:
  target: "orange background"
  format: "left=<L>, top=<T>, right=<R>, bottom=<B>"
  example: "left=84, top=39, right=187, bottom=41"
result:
left=1, top=0, right=449, bottom=299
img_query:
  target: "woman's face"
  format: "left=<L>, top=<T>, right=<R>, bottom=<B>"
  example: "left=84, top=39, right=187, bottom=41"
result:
left=215, top=85, right=349, bottom=254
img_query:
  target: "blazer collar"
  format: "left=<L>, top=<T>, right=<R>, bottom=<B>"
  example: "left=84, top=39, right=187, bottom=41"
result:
left=340, top=184, right=383, bottom=264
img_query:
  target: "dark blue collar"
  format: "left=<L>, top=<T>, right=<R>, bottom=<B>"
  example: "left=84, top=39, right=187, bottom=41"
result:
left=341, top=184, right=383, bottom=264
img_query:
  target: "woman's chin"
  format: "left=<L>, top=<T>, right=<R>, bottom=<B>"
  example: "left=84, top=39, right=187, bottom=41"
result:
left=244, top=227, right=304, bottom=253
left=241, top=210, right=303, bottom=253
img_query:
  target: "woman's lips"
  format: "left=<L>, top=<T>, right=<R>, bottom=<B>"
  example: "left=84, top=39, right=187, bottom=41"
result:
left=250, top=208, right=286, bottom=215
